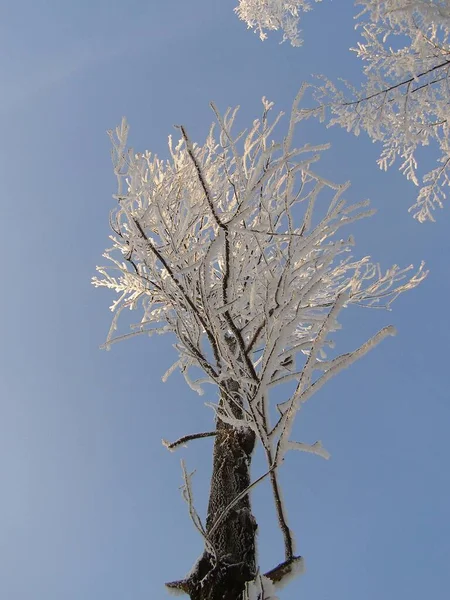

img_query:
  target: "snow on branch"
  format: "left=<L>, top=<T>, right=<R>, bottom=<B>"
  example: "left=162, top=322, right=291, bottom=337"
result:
left=234, top=0, right=324, bottom=46
left=287, top=440, right=330, bottom=459
left=314, top=0, right=450, bottom=222
left=244, top=574, right=280, bottom=600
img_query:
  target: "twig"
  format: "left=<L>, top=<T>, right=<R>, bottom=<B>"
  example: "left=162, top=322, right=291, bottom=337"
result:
left=269, top=467, right=295, bottom=560
left=180, top=460, right=216, bottom=559
left=162, top=431, right=217, bottom=451
left=343, top=60, right=450, bottom=106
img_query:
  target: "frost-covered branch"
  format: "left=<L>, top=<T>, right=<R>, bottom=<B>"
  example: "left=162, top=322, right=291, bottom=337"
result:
left=287, top=439, right=331, bottom=459
left=233, top=2, right=450, bottom=219
left=180, top=460, right=215, bottom=557
left=314, top=0, right=450, bottom=222
left=234, top=0, right=324, bottom=46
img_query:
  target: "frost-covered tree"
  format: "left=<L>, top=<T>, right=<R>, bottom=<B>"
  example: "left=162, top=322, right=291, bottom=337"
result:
left=315, top=0, right=450, bottom=222
left=93, top=90, right=425, bottom=600
left=234, top=0, right=323, bottom=46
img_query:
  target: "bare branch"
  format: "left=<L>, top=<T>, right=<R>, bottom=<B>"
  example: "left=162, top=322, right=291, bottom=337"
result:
left=162, top=431, right=217, bottom=451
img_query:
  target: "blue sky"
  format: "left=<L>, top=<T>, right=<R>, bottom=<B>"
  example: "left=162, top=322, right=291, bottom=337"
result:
left=0, top=1, right=449, bottom=599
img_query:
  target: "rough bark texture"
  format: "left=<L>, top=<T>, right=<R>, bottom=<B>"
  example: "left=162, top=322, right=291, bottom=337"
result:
left=167, top=383, right=257, bottom=600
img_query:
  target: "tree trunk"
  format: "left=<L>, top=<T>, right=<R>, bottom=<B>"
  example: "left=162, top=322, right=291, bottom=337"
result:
left=167, top=382, right=257, bottom=600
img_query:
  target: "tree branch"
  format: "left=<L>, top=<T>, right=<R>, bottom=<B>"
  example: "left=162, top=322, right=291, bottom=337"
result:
left=162, top=431, right=217, bottom=451
left=343, top=60, right=450, bottom=106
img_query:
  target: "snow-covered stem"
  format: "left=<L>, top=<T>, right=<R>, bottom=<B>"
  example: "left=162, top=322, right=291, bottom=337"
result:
left=180, top=460, right=215, bottom=559
left=287, top=439, right=331, bottom=460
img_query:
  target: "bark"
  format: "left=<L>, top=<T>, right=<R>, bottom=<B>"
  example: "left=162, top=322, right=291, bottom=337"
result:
left=166, top=382, right=257, bottom=600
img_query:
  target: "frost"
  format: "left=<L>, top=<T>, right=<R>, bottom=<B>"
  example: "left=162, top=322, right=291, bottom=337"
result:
left=314, top=0, right=450, bottom=221
left=287, top=439, right=331, bottom=459
left=166, top=584, right=185, bottom=597
left=244, top=574, right=279, bottom=600
left=235, top=0, right=324, bottom=46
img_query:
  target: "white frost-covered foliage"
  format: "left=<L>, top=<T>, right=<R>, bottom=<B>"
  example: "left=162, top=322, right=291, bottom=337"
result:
left=94, top=88, right=425, bottom=502
left=244, top=574, right=279, bottom=600
left=235, top=0, right=323, bottom=46
left=315, top=0, right=450, bottom=222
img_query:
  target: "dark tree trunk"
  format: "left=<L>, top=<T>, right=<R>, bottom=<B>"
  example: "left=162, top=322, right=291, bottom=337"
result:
left=167, top=383, right=257, bottom=600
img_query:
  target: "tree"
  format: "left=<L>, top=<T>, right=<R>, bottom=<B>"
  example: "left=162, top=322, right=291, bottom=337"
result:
left=235, top=0, right=450, bottom=222
left=93, top=90, right=425, bottom=599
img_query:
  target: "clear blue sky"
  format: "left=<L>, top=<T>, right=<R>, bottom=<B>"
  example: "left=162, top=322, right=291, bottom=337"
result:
left=0, top=1, right=449, bottom=599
